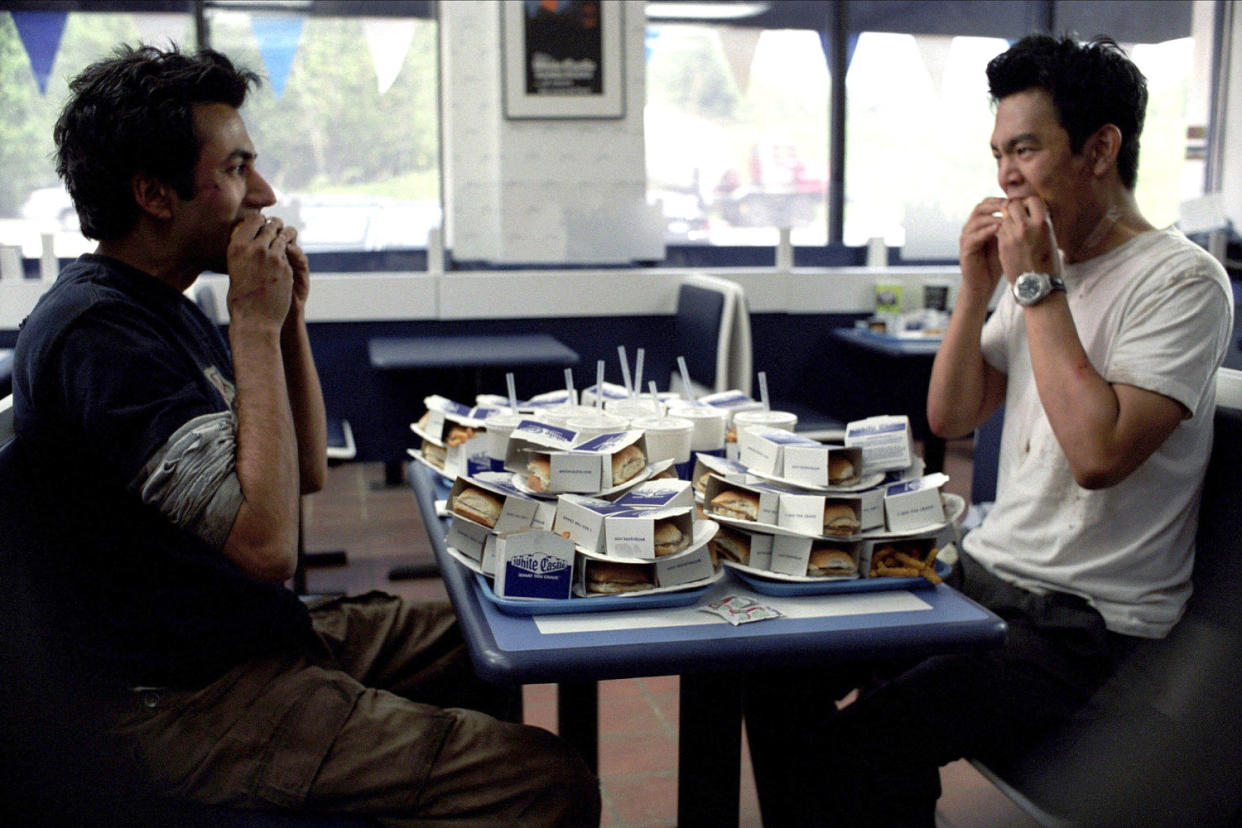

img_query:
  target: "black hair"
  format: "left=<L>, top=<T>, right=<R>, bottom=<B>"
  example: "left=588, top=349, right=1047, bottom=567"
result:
left=53, top=44, right=261, bottom=240
left=986, top=34, right=1147, bottom=190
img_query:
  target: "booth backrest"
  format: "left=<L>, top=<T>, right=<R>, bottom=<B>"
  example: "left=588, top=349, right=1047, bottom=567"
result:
left=971, top=368, right=1242, bottom=826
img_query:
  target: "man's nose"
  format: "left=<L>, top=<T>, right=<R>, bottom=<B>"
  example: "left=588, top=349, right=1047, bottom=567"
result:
left=247, top=169, right=277, bottom=208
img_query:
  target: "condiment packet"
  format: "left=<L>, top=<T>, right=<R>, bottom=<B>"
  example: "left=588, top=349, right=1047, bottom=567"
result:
left=701, top=595, right=783, bottom=626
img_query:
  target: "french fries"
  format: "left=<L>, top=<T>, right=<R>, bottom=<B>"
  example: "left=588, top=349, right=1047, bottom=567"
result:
left=869, top=542, right=942, bottom=584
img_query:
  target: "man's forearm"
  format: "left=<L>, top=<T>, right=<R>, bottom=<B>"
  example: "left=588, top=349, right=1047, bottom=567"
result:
left=226, top=321, right=300, bottom=582
left=282, top=309, right=327, bottom=494
left=927, top=283, right=999, bottom=439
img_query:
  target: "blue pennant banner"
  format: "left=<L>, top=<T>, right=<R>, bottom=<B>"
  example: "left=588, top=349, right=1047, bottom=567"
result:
left=251, top=15, right=303, bottom=100
left=12, top=10, right=68, bottom=95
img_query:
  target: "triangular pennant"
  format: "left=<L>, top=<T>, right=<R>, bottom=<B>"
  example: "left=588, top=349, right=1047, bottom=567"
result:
left=718, top=27, right=761, bottom=96
left=362, top=16, right=414, bottom=95
left=250, top=15, right=303, bottom=100
left=12, top=10, right=67, bottom=95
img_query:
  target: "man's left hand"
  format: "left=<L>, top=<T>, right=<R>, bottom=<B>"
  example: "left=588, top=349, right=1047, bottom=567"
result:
left=998, top=196, right=1060, bottom=281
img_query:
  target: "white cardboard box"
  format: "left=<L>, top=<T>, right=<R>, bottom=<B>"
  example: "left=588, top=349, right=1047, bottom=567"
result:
left=702, top=476, right=783, bottom=527
left=613, top=478, right=695, bottom=510
left=781, top=445, right=865, bottom=488
left=737, top=426, right=820, bottom=476
left=603, top=506, right=694, bottom=560
left=446, top=472, right=542, bottom=532
left=654, top=544, right=715, bottom=586
left=845, top=415, right=915, bottom=474
left=777, top=492, right=864, bottom=538
left=883, top=473, right=949, bottom=533
left=494, top=530, right=575, bottom=600
left=553, top=494, right=632, bottom=553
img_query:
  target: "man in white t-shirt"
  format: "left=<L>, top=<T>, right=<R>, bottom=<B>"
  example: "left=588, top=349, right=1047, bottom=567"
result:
left=743, top=34, right=1233, bottom=826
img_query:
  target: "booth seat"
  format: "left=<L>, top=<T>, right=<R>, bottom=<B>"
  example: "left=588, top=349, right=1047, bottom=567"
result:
left=966, top=368, right=1242, bottom=826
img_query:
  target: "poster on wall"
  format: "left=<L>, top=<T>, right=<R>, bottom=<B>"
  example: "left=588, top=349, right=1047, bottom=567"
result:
left=502, top=0, right=624, bottom=119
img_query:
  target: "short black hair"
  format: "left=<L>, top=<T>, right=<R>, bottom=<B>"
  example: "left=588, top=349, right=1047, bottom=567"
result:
left=986, top=34, right=1147, bottom=190
left=54, top=44, right=261, bottom=240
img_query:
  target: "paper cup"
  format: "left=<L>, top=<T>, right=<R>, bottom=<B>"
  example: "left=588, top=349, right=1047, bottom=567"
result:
left=538, top=404, right=598, bottom=428
left=485, top=412, right=525, bottom=471
left=632, top=415, right=694, bottom=479
left=733, top=409, right=798, bottom=435
left=605, top=397, right=665, bottom=421
left=665, top=402, right=728, bottom=455
left=566, top=410, right=629, bottom=441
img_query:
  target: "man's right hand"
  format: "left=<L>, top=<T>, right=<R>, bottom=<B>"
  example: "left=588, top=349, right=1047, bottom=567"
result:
left=226, top=215, right=294, bottom=329
left=959, top=197, right=1006, bottom=299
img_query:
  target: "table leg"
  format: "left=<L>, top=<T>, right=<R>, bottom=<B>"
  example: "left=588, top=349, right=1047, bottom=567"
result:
left=678, top=672, right=742, bottom=828
left=557, top=681, right=599, bottom=774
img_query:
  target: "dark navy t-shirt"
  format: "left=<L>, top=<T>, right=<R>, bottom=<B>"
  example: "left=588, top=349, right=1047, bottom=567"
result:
left=12, top=255, right=313, bottom=687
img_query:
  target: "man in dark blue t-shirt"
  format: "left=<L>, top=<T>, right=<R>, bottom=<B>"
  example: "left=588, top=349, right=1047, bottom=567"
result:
left=11, top=44, right=598, bottom=826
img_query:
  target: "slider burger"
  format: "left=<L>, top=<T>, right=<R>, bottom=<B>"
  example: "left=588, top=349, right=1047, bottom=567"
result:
left=828, top=454, right=856, bottom=484
left=421, top=438, right=447, bottom=469
left=709, top=524, right=751, bottom=565
left=709, top=488, right=759, bottom=522
left=822, top=502, right=860, bottom=536
left=585, top=560, right=654, bottom=595
left=807, top=544, right=857, bottom=577
left=526, top=454, right=551, bottom=492
left=653, top=519, right=690, bottom=558
left=452, top=486, right=502, bottom=528
left=611, top=444, right=647, bottom=486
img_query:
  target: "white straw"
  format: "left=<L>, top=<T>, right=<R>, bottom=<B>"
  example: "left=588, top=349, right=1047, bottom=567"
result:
left=634, top=348, right=644, bottom=398
left=506, top=372, right=518, bottom=414
left=677, top=356, right=696, bottom=404
left=564, top=368, right=575, bottom=406
left=648, top=381, right=661, bottom=412
left=595, top=360, right=605, bottom=408
left=618, top=345, right=633, bottom=396
left=758, top=371, right=770, bottom=412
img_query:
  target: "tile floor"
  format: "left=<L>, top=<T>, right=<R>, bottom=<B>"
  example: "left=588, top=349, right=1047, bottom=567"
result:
left=300, top=440, right=1040, bottom=828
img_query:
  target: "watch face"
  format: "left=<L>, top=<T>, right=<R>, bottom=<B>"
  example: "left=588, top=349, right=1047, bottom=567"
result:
left=1014, top=272, right=1047, bottom=305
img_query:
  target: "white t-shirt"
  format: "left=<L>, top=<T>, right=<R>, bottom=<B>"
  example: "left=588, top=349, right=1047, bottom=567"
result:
left=963, top=227, right=1234, bottom=638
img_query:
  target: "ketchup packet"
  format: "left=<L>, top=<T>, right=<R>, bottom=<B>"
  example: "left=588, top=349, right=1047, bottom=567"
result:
left=701, top=595, right=783, bottom=626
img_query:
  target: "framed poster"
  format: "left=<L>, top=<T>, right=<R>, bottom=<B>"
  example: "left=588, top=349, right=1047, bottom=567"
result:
left=502, top=0, right=625, bottom=119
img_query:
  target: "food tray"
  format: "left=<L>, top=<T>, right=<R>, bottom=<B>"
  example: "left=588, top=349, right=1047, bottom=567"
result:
left=473, top=568, right=724, bottom=616
left=724, top=558, right=951, bottom=596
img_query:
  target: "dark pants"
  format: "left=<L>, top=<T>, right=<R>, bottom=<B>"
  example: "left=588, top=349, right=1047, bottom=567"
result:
left=743, top=553, right=1141, bottom=827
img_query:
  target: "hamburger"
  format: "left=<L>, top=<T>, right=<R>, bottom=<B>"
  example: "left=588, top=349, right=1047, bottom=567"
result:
left=710, top=488, right=759, bottom=522
left=452, top=486, right=502, bottom=528
left=709, top=524, right=751, bottom=566
left=421, top=438, right=446, bottom=469
left=828, top=454, right=856, bottom=484
left=822, top=502, right=860, bottom=536
left=526, top=454, right=551, bottom=492
left=585, top=560, right=654, bottom=595
left=445, top=424, right=477, bottom=447
left=653, top=519, right=690, bottom=557
left=611, top=444, right=647, bottom=486
left=807, top=545, right=857, bottom=577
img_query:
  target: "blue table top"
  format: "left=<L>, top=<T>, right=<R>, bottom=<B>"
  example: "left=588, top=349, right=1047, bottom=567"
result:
left=411, top=463, right=1005, bottom=684
left=833, top=326, right=942, bottom=356
left=369, top=333, right=580, bottom=370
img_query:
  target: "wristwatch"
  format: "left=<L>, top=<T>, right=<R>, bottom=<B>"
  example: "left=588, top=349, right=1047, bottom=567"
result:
left=1012, top=271, right=1066, bottom=306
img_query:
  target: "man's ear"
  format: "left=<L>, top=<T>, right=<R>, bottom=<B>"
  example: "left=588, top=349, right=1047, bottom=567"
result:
left=131, top=174, right=175, bottom=221
left=1088, top=125, right=1123, bottom=176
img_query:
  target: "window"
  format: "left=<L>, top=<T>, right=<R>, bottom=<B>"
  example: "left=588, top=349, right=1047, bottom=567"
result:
left=0, top=5, right=438, bottom=260
left=644, top=23, right=829, bottom=247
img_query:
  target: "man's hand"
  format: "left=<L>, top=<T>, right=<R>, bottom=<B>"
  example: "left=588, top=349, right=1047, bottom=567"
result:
left=285, top=232, right=310, bottom=316
left=226, top=215, right=295, bottom=330
left=997, top=196, right=1060, bottom=280
left=959, top=197, right=1005, bottom=299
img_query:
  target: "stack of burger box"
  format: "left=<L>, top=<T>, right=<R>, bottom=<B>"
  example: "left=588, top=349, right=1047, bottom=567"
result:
left=409, top=395, right=499, bottom=478
left=698, top=414, right=952, bottom=580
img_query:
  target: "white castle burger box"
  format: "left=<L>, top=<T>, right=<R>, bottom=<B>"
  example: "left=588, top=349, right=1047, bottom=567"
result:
left=602, top=505, right=695, bottom=560
left=692, top=454, right=750, bottom=495
left=883, top=473, right=949, bottom=533
left=505, top=421, right=649, bottom=494
left=770, top=536, right=863, bottom=578
left=493, top=529, right=575, bottom=600
left=613, top=478, right=695, bottom=511
left=845, top=414, right=916, bottom=474
left=781, top=444, right=865, bottom=489
left=777, top=491, right=873, bottom=537
left=702, top=475, right=783, bottom=527
left=445, top=472, right=554, bottom=533
left=553, top=495, right=633, bottom=554
left=737, top=426, right=820, bottom=476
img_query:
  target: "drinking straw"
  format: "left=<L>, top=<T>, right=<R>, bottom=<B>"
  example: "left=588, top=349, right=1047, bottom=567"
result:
left=618, top=345, right=633, bottom=396
left=648, top=381, right=661, bottom=412
left=677, top=356, right=696, bottom=404
left=758, top=371, right=771, bottom=412
left=564, top=368, right=575, bottom=406
left=595, top=360, right=605, bottom=408
left=634, top=348, right=645, bottom=398
left=506, top=372, right=518, bottom=414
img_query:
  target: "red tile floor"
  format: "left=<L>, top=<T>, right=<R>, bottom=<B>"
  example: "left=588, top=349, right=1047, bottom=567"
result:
left=301, top=440, right=1039, bottom=827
